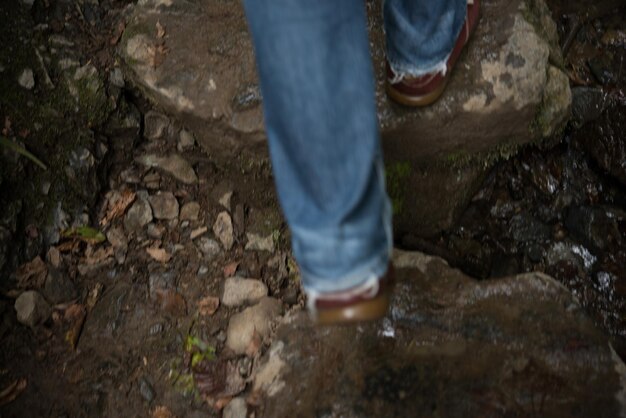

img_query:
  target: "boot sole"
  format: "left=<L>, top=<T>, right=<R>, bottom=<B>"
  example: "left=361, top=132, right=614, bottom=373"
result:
left=315, top=290, right=391, bottom=325
left=385, top=75, right=450, bottom=107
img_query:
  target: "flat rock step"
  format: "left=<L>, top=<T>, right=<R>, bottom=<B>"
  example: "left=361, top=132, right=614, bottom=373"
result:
left=119, top=0, right=571, bottom=236
left=253, top=250, right=626, bottom=417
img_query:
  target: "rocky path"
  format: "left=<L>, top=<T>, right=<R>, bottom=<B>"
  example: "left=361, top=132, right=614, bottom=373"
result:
left=1, top=0, right=626, bottom=417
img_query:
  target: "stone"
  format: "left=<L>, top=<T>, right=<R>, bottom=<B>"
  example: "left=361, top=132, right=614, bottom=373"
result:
left=143, top=111, right=170, bottom=140
left=123, top=198, right=153, bottom=232
left=14, top=291, right=51, bottom=327
left=244, top=232, right=274, bottom=253
left=223, top=397, right=247, bottom=418
left=178, top=129, right=195, bottom=151
left=148, top=192, right=179, bottom=220
left=196, top=237, right=220, bottom=259
left=119, top=0, right=571, bottom=238
left=225, top=297, right=282, bottom=355
left=258, top=250, right=626, bottom=416
left=43, top=268, right=77, bottom=304
left=109, top=67, right=125, bottom=88
left=213, top=211, right=234, bottom=250
left=222, top=277, right=268, bottom=307
left=106, top=226, right=128, bottom=264
left=135, top=154, right=198, bottom=184
left=565, top=206, right=624, bottom=252
left=18, top=68, right=35, bottom=90
left=180, top=201, right=200, bottom=221
left=190, top=226, right=208, bottom=240
left=148, top=271, right=176, bottom=300
left=138, top=376, right=155, bottom=403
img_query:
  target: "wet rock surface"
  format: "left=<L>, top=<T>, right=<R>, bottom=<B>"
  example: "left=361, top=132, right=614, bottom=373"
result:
left=119, top=0, right=571, bottom=236
left=259, top=250, right=626, bottom=417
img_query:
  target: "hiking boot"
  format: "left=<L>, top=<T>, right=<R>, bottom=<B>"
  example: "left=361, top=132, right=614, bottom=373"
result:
left=386, top=0, right=481, bottom=107
left=308, top=264, right=394, bottom=325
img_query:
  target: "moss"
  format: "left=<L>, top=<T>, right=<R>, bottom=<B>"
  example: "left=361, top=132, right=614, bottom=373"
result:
left=385, top=161, right=411, bottom=215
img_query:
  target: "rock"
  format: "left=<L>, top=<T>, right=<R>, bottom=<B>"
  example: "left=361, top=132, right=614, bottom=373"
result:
left=106, top=226, right=128, bottom=264
left=244, top=232, right=274, bottom=252
left=18, top=68, right=35, bottom=89
left=258, top=250, right=626, bottom=416
left=109, top=67, right=125, bottom=88
left=196, top=237, right=220, bottom=259
left=148, top=271, right=176, bottom=300
left=148, top=192, right=179, bottom=220
left=135, top=154, right=198, bottom=184
left=46, top=246, right=62, bottom=268
left=143, top=111, right=170, bottom=140
left=507, top=213, right=551, bottom=243
left=571, top=86, right=612, bottom=128
left=213, top=211, right=234, bottom=250
left=138, top=376, right=155, bottom=403
left=43, top=268, right=77, bottom=304
left=565, top=206, right=624, bottom=252
left=120, top=0, right=570, bottom=238
left=225, top=297, right=282, bottom=355
left=190, top=226, right=208, bottom=240
left=223, top=397, right=247, bottom=418
left=178, top=129, right=195, bottom=151
left=123, top=197, right=153, bottom=232
left=147, top=223, right=165, bottom=239
left=222, top=277, right=268, bottom=307
left=180, top=201, right=200, bottom=221
left=14, top=291, right=51, bottom=327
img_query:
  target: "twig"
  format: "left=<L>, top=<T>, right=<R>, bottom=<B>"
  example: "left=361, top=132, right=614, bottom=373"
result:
left=0, top=136, right=48, bottom=170
left=34, top=48, right=55, bottom=89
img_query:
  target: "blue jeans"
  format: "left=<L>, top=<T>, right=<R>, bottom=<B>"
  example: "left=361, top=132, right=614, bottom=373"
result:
left=242, top=0, right=466, bottom=294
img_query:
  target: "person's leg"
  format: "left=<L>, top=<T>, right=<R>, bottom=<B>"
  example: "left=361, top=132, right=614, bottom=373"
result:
left=242, top=0, right=393, bottom=321
left=384, top=0, right=480, bottom=106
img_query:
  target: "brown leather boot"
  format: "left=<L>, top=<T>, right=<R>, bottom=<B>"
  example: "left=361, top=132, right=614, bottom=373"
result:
left=308, top=264, right=394, bottom=325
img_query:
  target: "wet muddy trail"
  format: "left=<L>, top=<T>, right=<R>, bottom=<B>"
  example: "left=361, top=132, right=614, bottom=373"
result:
left=403, top=0, right=626, bottom=358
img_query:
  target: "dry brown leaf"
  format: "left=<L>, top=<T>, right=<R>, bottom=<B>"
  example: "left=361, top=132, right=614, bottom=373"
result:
left=197, top=295, right=219, bottom=316
left=100, top=189, right=136, bottom=227
left=110, top=20, right=126, bottom=46
left=152, top=405, right=176, bottom=418
left=190, top=226, right=208, bottom=240
left=146, top=247, right=172, bottom=263
left=15, top=256, right=47, bottom=289
left=47, top=246, right=62, bottom=268
left=245, top=329, right=262, bottom=357
left=0, top=378, right=27, bottom=407
left=84, top=246, right=114, bottom=265
left=86, top=282, right=104, bottom=311
left=56, top=240, right=78, bottom=253
left=213, top=397, right=232, bottom=410
left=64, top=304, right=86, bottom=350
left=156, top=21, right=166, bottom=38
left=223, top=261, right=239, bottom=278
left=155, top=289, right=186, bottom=316
left=148, top=42, right=169, bottom=69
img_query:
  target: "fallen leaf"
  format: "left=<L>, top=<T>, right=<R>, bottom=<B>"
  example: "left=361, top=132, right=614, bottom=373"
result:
left=190, top=226, right=208, bottom=240
left=86, top=282, right=104, bottom=311
left=100, top=189, right=136, bottom=226
left=197, top=296, right=219, bottom=316
left=223, top=261, right=239, bottom=278
left=151, top=405, right=176, bottom=418
left=46, top=246, right=62, bottom=268
left=84, top=246, right=114, bottom=265
left=110, top=20, right=126, bottom=46
left=56, top=240, right=78, bottom=253
left=0, top=378, right=27, bottom=407
left=213, top=397, right=232, bottom=410
left=15, top=256, right=47, bottom=289
left=146, top=247, right=172, bottom=263
left=62, top=226, right=106, bottom=244
left=245, top=329, right=262, bottom=357
left=156, top=21, right=166, bottom=38
left=155, top=289, right=186, bottom=316
left=148, top=42, right=169, bottom=69
left=64, top=304, right=86, bottom=349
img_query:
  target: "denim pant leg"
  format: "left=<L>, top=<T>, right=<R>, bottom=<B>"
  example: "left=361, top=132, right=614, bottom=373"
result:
left=384, top=0, right=467, bottom=78
left=243, top=0, right=393, bottom=294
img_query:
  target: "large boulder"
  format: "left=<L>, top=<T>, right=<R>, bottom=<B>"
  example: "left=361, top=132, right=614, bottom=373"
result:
left=119, top=0, right=570, bottom=237
left=254, top=250, right=626, bottom=417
